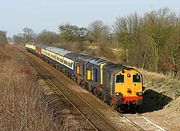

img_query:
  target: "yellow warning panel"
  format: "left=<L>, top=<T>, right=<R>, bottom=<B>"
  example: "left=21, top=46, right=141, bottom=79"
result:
left=87, top=70, right=91, bottom=80
left=76, top=66, right=80, bottom=75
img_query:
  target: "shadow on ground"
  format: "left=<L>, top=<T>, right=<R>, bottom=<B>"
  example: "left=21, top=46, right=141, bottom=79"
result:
left=141, top=89, right=173, bottom=113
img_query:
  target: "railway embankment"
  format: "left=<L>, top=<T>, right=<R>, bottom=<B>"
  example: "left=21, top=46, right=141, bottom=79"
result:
left=139, top=69, right=180, bottom=130
left=0, top=46, right=86, bottom=130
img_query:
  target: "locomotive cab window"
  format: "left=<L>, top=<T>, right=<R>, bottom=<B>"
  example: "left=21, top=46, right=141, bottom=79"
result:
left=133, top=74, right=141, bottom=82
left=116, top=74, right=124, bottom=83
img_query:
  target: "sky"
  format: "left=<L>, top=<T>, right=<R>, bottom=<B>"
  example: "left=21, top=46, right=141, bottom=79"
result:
left=0, top=0, right=179, bottom=37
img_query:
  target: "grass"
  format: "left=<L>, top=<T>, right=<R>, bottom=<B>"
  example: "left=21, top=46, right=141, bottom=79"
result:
left=0, top=46, right=85, bottom=131
left=138, top=68, right=180, bottom=97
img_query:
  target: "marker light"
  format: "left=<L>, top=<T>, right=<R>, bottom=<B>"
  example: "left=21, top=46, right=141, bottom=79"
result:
left=127, top=74, right=131, bottom=77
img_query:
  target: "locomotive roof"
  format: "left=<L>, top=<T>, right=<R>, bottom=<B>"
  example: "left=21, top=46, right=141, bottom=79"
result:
left=45, top=46, right=71, bottom=56
left=88, top=58, right=107, bottom=66
left=78, top=55, right=94, bottom=62
left=104, top=63, right=134, bottom=74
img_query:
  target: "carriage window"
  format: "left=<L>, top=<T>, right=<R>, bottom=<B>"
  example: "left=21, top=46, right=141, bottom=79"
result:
left=60, top=58, right=63, bottom=63
left=70, top=63, right=73, bottom=68
left=68, top=62, right=73, bottom=68
left=133, top=74, right=141, bottom=82
left=116, top=74, right=124, bottom=83
left=64, top=60, right=67, bottom=65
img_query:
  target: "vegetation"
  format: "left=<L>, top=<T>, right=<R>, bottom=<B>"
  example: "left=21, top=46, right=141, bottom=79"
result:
left=13, top=8, right=180, bottom=78
left=88, top=20, right=109, bottom=42
left=13, top=28, right=35, bottom=44
left=2, top=8, right=179, bottom=130
left=0, top=31, right=8, bottom=47
left=59, top=24, right=88, bottom=42
left=0, top=46, right=84, bottom=131
left=37, top=30, right=59, bottom=44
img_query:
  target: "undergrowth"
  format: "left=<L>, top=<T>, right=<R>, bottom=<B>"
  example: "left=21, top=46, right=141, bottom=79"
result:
left=0, top=46, right=84, bottom=131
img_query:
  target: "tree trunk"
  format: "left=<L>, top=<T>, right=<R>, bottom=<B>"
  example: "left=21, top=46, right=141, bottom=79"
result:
left=142, top=51, right=147, bottom=69
left=154, top=46, right=160, bottom=72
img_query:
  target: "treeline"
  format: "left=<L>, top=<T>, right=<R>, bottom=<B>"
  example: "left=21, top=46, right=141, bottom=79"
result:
left=0, top=31, right=8, bottom=48
left=13, top=8, right=180, bottom=77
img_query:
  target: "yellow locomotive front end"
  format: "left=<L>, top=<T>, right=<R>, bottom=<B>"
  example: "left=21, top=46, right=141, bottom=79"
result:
left=113, top=69, right=143, bottom=111
left=103, top=63, right=143, bottom=111
left=115, top=69, right=143, bottom=100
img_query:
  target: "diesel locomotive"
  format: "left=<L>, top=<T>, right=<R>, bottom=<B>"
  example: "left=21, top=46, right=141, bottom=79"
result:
left=25, top=43, right=144, bottom=111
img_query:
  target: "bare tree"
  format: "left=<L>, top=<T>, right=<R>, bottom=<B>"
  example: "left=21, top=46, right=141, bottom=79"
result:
left=37, top=30, right=59, bottom=45
left=113, top=13, right=145, bottom=64
left=144, top=8, right=174, bottom=72
left=13, top=33, right=24, bottom=44
left=59, top=24, right=88, bottom=42
left=164, top=20, right=180, bottom=78
left=23, top=27, right=35, bottom=43
left=88, top=20, right=110, bottom=42
left=0, top=31, right=8, bottom=48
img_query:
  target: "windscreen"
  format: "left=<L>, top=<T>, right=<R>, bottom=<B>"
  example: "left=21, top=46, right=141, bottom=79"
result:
left=116, top=74, right=124, bottom=83
left=133, top=74, right=141, bottom=82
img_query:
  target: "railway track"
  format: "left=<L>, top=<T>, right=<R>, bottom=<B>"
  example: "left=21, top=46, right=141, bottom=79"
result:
left=24, top=51, right=121, bottom=131
left=122, top=114, right=166, bottom=131
left=21, top=48, right=167, bottom=131
left=31, top=59, right=98, bottom=130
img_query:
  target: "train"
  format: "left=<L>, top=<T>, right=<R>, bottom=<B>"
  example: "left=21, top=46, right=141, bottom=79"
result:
left=25, top=43, right=144, bottom=112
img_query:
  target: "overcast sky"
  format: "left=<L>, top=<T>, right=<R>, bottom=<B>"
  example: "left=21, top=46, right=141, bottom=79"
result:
left=0, top=0, right=179, bottom=37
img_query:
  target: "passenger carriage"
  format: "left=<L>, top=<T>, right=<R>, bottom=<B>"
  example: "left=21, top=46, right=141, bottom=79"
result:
left=25, top=43, right=36, bottom=54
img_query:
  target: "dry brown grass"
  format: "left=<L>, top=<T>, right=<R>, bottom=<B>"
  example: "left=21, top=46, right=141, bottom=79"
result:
left=137, top=68, right=180, bottom=98
left=0, top=46, right=85, bottom=131
left=136, top=68, right=180, bottom=130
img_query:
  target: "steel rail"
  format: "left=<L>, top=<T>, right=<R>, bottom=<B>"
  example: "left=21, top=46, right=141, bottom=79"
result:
left=24, top=51, right=119, bottom=131
left=19, top=48, right=166, bottom=131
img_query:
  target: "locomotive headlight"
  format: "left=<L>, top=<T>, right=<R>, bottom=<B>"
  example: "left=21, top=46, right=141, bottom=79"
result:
left=136, top=92, right=143, bottom=96
left=127, top=74, right=131, bottom=77
left=116, top=93, right=123, bottom=99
